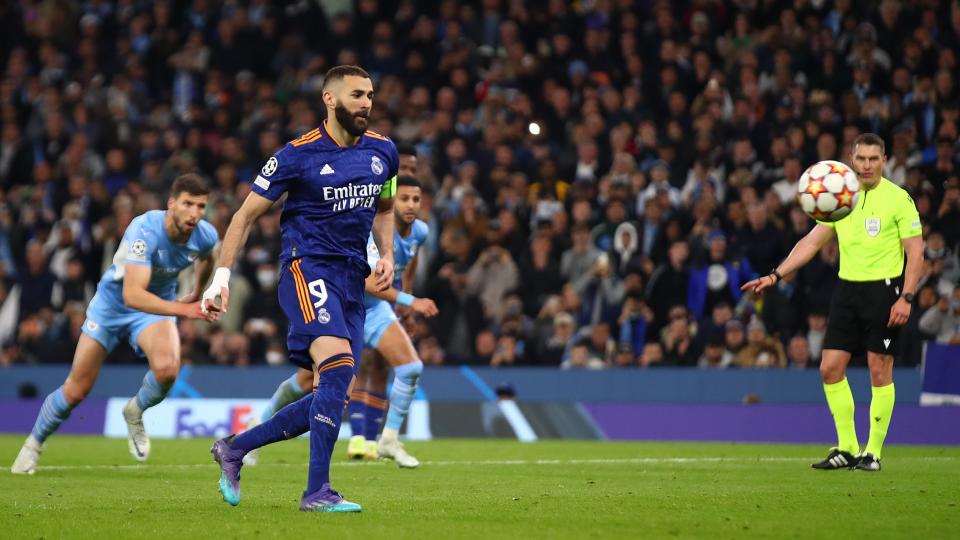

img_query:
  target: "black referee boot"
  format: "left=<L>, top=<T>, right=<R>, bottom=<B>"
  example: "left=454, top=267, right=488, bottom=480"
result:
left=853, top=453, right=881, bottom=471
left=811, top=448, right=860, bottom=470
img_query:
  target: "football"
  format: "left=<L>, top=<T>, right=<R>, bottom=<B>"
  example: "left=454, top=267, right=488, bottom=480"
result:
left=796, top=160, right=861, bottom=222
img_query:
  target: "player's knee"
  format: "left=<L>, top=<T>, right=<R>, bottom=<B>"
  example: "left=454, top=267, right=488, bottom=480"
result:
left=152, top=362, right=179, bottom=385
left=62, top=378, right=92, bottom=405
left=819, top=362, right=843, bottom=384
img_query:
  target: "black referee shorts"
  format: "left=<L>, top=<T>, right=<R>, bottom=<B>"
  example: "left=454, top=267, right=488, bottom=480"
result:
left=823, top=278, right=902, bottom=357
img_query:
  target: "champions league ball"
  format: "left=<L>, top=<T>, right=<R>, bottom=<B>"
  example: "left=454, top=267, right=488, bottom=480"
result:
left=797, top=160, right=861, bottom=222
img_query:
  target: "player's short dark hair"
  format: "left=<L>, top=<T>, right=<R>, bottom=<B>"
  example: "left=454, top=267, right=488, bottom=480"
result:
left=852, top=133, right=886, bottom=155
left=396, top=142, right=417, bottom=157
left=171, top=173, right=210, bottom=198
left=322, top=65, right=370, bottom=90
left=397, top=176, right=421, bottom=190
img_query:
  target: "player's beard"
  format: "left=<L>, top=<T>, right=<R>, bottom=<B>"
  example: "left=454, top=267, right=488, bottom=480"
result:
left=335, top=104, right=368, bottom=137
left=173, top=213, right=196, bottom=236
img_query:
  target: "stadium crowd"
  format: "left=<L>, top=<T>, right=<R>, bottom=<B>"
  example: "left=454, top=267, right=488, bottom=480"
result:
left=1, top=0, right=958, bottom=369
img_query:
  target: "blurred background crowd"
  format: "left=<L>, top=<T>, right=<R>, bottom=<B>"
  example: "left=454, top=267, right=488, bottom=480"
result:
left=1, top=0, right=959, bottom=370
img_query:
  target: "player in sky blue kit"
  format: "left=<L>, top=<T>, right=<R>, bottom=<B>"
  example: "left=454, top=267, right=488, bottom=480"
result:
left=11, top=174, right=219, bottom=474
left=205, top=65, right=398, bottom=513
left=350, top=175, right=436, bottom=467
left=244, top=145, right=436, bottom=468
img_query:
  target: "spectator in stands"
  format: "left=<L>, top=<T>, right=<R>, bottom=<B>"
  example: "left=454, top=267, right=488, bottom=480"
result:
left=611, top=221, right=643, bottom=277
left=722, top=319, right=746, bottom=366
left=639, top=342, right=664, bottom=368
left=0, top=121, right=34, bottom=189
left=786, top=335, right=814, bottom=369
left=635, top=197, right=663, bottom=262
left=518, top=232, right=563, bottom=318
left=561, top=338, right=606, bottom=370
left=806, top=311, right=829, bottom=361
left=467, top=244, right=519, bottom=321
left=737, top=318, right=787, bottom=369
left=741, top=203, right=786, bottom=276
left=646, top=241, right=690, bottom=337
left=760, top=271, right=802, bottom=343
left=16, top=240, right=56, bottom=321
left=699, top=301, right=733, bottom=348
left=591, top=198, right=629, bottom=253
left=698, top=336, right=731, bottom=369
left=490, top=334, right=520, bottom=367
left=688, top=231, right=754, bottom=321
left=636, top=160, right=681, bottom=211
left=573, top=252, right=625, bottom=328
left=919, top=287, right=960, bottom=345
left=661, top=305, right=700, bottom=367
left=561, top=223, right=601, bottom=284
left=542, top=311, right=576, bottom=367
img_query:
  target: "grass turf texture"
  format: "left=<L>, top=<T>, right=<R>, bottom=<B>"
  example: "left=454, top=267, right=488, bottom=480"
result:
left=2, top=436, right=958, bottom=539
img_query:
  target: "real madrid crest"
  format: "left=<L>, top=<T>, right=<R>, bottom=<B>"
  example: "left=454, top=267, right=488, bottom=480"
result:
left=371, top=156, right=384, bottom=175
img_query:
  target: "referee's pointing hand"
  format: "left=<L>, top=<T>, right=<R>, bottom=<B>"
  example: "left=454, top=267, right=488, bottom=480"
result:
left=740, top=274, right=778, bottom=296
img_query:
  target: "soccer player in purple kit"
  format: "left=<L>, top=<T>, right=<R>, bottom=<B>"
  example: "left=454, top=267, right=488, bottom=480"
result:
left=202, top=65, right=398, bottom=512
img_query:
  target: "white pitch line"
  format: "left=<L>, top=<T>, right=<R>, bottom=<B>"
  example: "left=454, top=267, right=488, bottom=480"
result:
left=8, top=455, right=956, bottom=472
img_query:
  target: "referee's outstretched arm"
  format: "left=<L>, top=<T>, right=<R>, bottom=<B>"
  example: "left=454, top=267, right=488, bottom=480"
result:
left=741, top=224, right=836, bottom=295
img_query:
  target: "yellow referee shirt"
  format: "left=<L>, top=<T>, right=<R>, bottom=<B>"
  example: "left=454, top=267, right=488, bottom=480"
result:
left=818, top=177, right=921, bottom=281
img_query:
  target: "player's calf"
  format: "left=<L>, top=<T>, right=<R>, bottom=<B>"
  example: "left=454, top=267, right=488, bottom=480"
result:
left=378, top=360, right=423, bottom=468
left=306, top=353, right=355, bottom=496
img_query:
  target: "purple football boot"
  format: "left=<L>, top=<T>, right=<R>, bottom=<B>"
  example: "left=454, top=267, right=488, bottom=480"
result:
left=299, top=483, right=362, bottom=513
left=211, top=435, right=245, bottom=506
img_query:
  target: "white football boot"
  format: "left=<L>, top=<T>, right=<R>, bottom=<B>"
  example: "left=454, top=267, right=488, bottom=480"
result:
left=122, top=398, right=150, bottom=462
left=11, top=434, right=43, bottom=475
left=377, top=434, right=420, bottom=468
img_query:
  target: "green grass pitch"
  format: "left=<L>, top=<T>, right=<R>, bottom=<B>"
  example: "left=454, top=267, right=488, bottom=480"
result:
left=2, top=436, right=958, bottom=539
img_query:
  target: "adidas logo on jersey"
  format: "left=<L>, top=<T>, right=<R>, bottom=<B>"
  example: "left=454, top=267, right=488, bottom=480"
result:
left=320, top=164, right=335, bottom=175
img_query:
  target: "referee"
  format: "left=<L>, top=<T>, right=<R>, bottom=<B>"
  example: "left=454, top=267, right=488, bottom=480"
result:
left=742, top=133, right=923, bottom=472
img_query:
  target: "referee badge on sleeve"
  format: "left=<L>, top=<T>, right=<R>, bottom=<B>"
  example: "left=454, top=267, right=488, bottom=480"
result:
left=865, top=217, right=881, bottom=237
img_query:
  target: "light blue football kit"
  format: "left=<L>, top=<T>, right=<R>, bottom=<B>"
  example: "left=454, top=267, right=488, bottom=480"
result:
left=83, top=210, right=218, bottom=355
left=362, top=219, right=429, bottom=347
left=24, top=209, right=216, bottom=454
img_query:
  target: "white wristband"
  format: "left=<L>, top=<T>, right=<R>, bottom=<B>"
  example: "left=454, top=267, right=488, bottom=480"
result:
left=200, top=267, right=232, bottom=313
left=211, top=267, right=231, bottom=287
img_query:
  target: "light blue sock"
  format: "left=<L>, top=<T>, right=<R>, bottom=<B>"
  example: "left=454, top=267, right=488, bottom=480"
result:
left=385, top=360, right=423, bottom=431
left=262, top=372, right=310, bottom=422
left=31, top=386, right=74, bottom=443
left=134, top=371, right=174, bottom=411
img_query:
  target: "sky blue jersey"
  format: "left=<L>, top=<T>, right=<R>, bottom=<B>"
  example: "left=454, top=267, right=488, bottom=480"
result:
left=94, top=210, right=218, bottom=310
left=363, top=219, right=428, bottom=309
